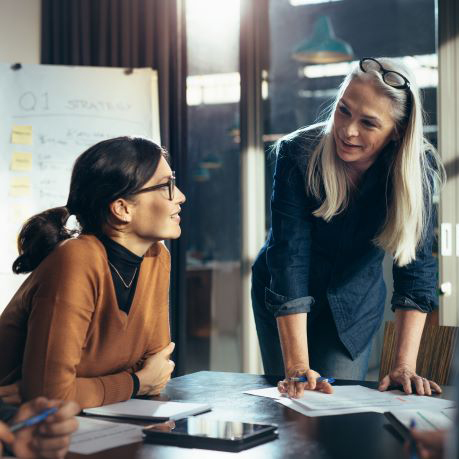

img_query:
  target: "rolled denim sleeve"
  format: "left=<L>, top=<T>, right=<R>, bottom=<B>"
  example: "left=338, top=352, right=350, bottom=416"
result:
left=266, top=136, right=315, bottom=317
left=391, top=204, right=439, bottom=313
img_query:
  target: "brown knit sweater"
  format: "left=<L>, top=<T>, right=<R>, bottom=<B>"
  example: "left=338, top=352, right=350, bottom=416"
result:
left=0, top=235, right=171, bottom=409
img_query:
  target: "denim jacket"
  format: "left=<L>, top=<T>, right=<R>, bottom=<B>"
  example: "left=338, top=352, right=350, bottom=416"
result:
left=252, top=127, right=439, bottom=359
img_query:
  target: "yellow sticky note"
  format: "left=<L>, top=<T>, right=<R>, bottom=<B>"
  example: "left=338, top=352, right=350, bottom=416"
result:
left=9, top=176, right=31, bottom=197
left=10, top=152, right=33, bottom=172
left=11, top=125, right=33, bottom=145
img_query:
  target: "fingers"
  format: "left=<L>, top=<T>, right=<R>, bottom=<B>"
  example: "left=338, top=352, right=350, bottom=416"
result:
left=285, top=369, right=333, bottom=398
left=400, top=374, right=413, bottom=394
left=159, top=342, right=175, bottom=357
left=0, top=421, right=14, bottom=445
left=411, top=376, right=439, bottom=396
left=32, top=434, right=71, bottom=458
left=290, top=381, right=306, bottom=399
left=415, top=378, right=442, bottom=396
left=277, top=380, right=288, bottom=394
left=430, top=380, right=442, bottom=394
left=422, top=377, right=431, bottom=396
left=41, top=403, right=80, bottom=436
left=40, top=418, right=79, bottom=437
left=0, top=382, right=20, bottom=397
left=0, top=382, right=21, bottom=405
left=47, top=400, right=80, bottom=423
left=410, top=429, right=447, bottom=449
left=378, top=374, right=391, bottom=392
left=316, top=380, right=334, bottom=394
left=413, top=375, right=425, bottom=395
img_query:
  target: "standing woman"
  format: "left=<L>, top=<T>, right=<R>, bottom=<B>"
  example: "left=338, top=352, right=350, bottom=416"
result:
left=252, top=58, right=445, bottom=398
left=0, top=136, right=185, bottom=408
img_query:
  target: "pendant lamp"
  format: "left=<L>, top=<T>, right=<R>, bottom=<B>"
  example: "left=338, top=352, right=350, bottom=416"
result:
left=292, top=15, right=353, bottom=64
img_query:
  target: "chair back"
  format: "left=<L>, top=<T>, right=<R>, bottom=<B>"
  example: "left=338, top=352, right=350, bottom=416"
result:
left=379, top=320, right=459, bottom=385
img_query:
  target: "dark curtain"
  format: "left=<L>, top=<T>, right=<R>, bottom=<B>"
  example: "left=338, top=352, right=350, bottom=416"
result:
left=41, top=0, right=183, bottom=152
left=41, top=0, right=189, bottom=374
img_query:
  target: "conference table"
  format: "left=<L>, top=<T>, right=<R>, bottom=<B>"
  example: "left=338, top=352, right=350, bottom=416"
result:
left=69, top=371, right=454, bottom=459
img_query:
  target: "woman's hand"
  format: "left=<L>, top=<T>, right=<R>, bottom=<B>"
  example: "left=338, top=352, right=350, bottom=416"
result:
left=378, top=364, right=442, bottom=395
left=0, top=421, right=15, bottom=456
left=406, top=429, right=446, bottom=459
left=0, top=382, right=21, bottom=405
left=136, top=342, right=175, bottom=396
left=8, top=397, right=80, bottom=459
left=277, top=365, right=333, bottom=398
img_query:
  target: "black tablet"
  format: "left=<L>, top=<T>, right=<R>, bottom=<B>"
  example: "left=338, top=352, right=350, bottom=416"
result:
left=143, top=417, right=278, bottom=452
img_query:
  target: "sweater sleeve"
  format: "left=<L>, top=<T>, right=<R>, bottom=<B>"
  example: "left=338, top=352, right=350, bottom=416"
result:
left=21, top=241, right=133, bottom=409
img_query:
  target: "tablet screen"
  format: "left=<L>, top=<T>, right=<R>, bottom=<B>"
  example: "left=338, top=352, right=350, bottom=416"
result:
left=145, top=417, right=276, bottom=440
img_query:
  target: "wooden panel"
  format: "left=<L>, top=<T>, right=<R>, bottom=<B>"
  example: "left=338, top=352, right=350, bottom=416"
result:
left=379, top=320, right=459, bottom=385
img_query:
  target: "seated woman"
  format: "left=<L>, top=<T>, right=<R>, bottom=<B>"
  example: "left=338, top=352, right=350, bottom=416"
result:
left=0, top=136, right=185, bottom=408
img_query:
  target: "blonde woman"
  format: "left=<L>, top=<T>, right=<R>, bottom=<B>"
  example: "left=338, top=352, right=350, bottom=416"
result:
left=251, top=57, right=445, bottom=398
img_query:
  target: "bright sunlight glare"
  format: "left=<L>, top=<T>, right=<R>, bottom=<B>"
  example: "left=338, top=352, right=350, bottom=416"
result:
left=186, top=0, right=240, bottom=41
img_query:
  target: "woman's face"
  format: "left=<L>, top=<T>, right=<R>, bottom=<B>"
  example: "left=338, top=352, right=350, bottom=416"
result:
left=128, top=156, right=186, bottom=244
left=333, top=79, right=396, bottom=174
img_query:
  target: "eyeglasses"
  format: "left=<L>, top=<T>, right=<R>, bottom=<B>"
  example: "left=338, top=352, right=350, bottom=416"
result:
left=134, top=172, right=176, bottom=200
left=359, top=58, right=410, bottom=90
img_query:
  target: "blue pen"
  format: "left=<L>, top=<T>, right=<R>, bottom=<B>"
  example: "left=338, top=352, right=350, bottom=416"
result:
left=287, top=376, right=336, bottom=384
left=409, top=419, right=419, bottom=459
left=10, top=407, right=58, bottom=433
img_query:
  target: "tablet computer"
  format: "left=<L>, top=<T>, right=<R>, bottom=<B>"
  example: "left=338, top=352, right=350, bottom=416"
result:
left=143, top=417, right=278, bottom=452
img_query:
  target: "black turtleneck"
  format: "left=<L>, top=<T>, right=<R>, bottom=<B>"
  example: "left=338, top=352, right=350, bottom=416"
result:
left=99, top=234, right=143, bottom=315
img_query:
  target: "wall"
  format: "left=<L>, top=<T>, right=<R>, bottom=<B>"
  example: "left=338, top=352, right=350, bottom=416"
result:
left=0, top=0, right=41, bottom=64
left=0, top=0, right=41, bottom=311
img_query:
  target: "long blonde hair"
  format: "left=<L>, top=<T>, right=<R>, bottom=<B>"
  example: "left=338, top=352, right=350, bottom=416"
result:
left=306, top=58, right=445, bottom=266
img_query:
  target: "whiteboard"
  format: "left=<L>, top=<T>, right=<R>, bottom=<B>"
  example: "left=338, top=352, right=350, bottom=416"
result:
left=0, top=63, right=160, bottom=310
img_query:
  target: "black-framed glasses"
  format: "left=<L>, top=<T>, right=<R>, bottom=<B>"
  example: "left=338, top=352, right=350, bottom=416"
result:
left=359, top=58, right=410, bottom=90
left=134, top=172, right=176, bottom=200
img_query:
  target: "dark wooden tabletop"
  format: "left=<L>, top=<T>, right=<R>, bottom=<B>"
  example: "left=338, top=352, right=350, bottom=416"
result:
left=69, top=371, right=455, bottom=459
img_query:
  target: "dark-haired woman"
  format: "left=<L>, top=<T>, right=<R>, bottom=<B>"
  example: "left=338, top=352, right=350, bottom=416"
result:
left=0, top=136, right=185, bottom=409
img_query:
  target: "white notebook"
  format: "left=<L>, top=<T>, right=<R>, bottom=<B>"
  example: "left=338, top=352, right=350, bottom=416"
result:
left=83, top=399, right=211, bottom=421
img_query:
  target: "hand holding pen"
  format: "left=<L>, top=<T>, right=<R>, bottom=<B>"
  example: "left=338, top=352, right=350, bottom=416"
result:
left=408, top=420, right=446, bottom=459
left=277, top=367, right=335, bottom=398
left=0, top=397, right=80, bottom=459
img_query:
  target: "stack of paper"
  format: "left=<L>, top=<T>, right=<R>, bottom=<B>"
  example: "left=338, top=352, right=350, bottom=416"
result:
left=388, top=408, right=455, bottom=432
left=244, top=385, right=455, bottom=418
left=69, top=417, right=143, bottom=455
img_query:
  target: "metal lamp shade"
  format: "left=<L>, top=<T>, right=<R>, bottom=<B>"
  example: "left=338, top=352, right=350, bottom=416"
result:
left=292, top=15, right=353, bottom=64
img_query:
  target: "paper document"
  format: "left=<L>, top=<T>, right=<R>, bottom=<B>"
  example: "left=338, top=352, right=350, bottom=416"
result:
left=276, top=397, right=387, bottom=417
left=244, top=387, right=282, bottom=399
left=69, top=417, right=143, bottom=454
left=83, top=398, right=211, bottom=421
left=388, top=408, right=455, bottom=432
left=245, top=385, right=455, bottom=417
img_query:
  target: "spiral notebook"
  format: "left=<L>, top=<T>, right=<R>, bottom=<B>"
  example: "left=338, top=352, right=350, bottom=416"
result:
left=83, top=399, right=211, bottom=422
